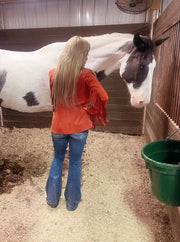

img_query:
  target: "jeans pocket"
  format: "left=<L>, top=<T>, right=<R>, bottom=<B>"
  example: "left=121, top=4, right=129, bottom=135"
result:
left=52, top=132, right=66, bottom=139
left=70, top=130, right=88, bottom=140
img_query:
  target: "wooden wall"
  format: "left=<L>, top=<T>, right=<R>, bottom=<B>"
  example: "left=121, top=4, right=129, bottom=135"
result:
left=94, top=71, right=143, bottom=134
left=144, top=0, right=180, bottom=142
left=0, top=23, right=150, bottom=134
left=0, top=23, right=150, bottom=51
left=145, top=2, right=180, bottom=241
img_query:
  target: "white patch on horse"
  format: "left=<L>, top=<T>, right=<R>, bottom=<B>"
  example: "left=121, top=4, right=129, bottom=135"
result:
left=0, top=33, right=167, bottom=112
left=127, top=58, right=156, bottom=108
left=0, top=70, right=7, bottom=92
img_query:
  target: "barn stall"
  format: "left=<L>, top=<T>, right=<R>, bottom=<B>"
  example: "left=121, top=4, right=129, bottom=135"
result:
left=144, top=0, right=180, bottom=240
left=0, top=0, right=178, bottom=241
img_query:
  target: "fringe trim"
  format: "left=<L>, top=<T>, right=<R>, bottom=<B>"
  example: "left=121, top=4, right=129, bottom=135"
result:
left=86, top=91, right=108, bottom=128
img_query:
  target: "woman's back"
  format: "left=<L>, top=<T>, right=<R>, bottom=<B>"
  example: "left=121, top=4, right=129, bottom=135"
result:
left=50, top=68, right=108, bottom=134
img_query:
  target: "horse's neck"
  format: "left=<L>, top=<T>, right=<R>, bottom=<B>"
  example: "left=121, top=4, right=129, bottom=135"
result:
left=85, top=33, right=133, bottom=76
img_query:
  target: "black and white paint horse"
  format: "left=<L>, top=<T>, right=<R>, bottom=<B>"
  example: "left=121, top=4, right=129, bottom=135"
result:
left=0, top=33, right=167, bottom=111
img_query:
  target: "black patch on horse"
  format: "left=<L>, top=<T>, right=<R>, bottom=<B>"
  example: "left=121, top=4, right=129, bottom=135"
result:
left=133, top=33, right=154, bottom=52
left=118, top=41, right=134, bottom=54
left=122, top=47, right=153, bottom=89
left=0, top=70, right=7, bottom=92
left=0, top=98, right=3, bottom=106
left=95, top=70, right=106, bottom=82
left=23, top=91, right=39, bottom=106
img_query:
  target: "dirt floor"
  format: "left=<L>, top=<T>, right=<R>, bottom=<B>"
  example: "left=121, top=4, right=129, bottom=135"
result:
left=0, top=127, right=175, bottom=242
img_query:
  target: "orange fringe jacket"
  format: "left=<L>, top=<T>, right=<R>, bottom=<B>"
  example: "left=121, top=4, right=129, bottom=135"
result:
left=49, top=68, right=108, bottom=134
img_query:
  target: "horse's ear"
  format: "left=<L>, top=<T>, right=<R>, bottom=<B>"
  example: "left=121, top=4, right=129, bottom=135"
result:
left=154, top=37, right=169, bottom=47
left=133, top=32, right=146, bottom=52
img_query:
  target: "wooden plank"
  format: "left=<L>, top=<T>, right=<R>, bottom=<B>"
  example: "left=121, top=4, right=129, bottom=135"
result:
left=147, top=103, right=168, bottom=133
left=2, top=108, right=52, bottom=128
left=144, top=119, right=159, bottom=142
left=2, top=107, right=143, bottom=133
left=107, top=111, right=142, bottom=121
left=108, top=97, right=130, bottom=104
left=145, top=21, right=180, bottom=242
left=95, top=119, right=142, bottom=135
left=0, top=23, right=150, bottom=51
left=102, top=82, right=128, bottom=92
left=107, top=90, right=129, bottom=97
left=153, top=0, right=180, bottom=38
left=0, top=0, right=21, bottom=2
left=106, top=104, right=142, bottom=113
left=166, top=206, right=180, bottom=242
left=145, top=105, right=167, bottom=141
left=144, top=102, right=180, bottom=143
left=149, top=0, right=161, bottom=26
left=170, top=23, right=180, bottom=125
left=153, top=21, right=180, bottom=128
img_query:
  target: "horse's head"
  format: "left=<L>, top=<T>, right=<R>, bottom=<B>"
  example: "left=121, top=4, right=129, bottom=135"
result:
left=120, top=33, right=168, bottom=108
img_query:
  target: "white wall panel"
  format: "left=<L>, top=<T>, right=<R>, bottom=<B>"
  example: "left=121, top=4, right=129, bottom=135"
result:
left=69, top=0, right=83, bottom=26
left=35, top=1, right=48, bottom=28
left=82, top=0, right=95, bottom=26
left=1, top=3, right=16, bottom=29
left=0, top=0, right=150, bottom=30
left=22, top=3, right=37, bottom=28
left=94, top=0, right=108, bottom=25
left=106, top=0, right=147, bottom=24
left=57, top=0, right=70, bottom=27
left=46, top=0, right=59, bottom=27
left=161, top=0, right=173, bottom=12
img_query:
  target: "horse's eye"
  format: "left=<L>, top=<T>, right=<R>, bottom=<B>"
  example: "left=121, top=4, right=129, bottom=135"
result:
left=140, top=65, right=145, bottom=70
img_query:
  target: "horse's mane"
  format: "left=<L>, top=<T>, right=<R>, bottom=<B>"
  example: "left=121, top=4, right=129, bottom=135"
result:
left=84, top=33, right=133, bottom=49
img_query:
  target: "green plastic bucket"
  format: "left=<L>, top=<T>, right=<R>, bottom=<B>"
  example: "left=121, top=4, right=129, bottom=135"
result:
left=142, top=140, right=180, bottom=206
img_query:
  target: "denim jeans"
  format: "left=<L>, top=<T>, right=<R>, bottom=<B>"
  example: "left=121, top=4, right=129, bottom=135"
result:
left=46, top=130, right=88, bottom=210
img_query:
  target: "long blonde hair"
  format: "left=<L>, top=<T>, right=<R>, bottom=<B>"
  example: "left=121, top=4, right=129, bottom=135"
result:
left=52, top=36, right=90, bottom=108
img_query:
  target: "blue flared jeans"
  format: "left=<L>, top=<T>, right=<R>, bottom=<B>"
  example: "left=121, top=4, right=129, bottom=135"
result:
left=46, top=130, right=88, bottom=210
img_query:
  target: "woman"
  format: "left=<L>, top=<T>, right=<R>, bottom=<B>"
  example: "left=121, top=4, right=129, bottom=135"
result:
left=46, top=36, right=108, bottom=211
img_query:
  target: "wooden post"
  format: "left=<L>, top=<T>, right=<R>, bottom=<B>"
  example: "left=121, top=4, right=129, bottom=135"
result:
left=149, top=0, right=161, bottom=36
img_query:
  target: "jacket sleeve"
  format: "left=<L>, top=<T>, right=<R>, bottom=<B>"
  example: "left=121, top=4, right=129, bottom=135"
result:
left=84, top=69, right=109, bottom=127
left=49, top=69, right=55, bottom=111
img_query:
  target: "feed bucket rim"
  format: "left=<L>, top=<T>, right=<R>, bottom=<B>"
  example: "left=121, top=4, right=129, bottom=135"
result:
left=142, top=139, right=180, bottom=169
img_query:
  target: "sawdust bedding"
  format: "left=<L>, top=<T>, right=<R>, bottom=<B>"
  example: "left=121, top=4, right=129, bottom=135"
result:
left=0, top=127, right=175, bottom=241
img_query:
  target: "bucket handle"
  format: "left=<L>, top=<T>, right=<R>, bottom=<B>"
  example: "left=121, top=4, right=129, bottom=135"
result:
left=166, top=128, right=180, bottom=140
